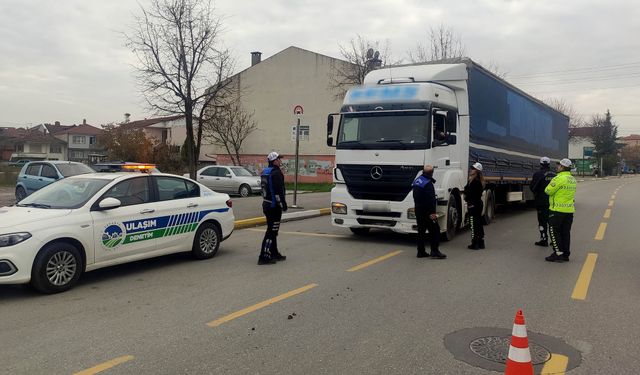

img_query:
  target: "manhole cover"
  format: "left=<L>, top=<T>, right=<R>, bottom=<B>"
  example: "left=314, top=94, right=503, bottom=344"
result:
left=469, top=336, right=551, bottom=365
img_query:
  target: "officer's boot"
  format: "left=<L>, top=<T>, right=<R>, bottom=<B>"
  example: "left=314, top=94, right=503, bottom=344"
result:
left=272, top=250, right=287, bottom=261
left=417, top=247, right=429, bottom=258
left=430, top=249, right=447, bottom=259
left=478, top=239, right=485, bottom=249
left=467, top=239, right=479, bottom=250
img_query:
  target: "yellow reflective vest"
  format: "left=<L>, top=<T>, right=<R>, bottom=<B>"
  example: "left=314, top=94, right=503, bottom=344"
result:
left=544, top=171, right=576, bottom=213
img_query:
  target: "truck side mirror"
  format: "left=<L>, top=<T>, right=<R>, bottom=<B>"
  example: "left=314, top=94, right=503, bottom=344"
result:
left=446, top=110, right=457, bottom=133
left=447, top=134, right=457, bottom=145
left=327, top=114, right=336, bottom=148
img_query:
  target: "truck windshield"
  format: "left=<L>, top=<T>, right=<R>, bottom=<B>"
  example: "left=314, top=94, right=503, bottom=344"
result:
left=337, top=111, right=430, bottom=150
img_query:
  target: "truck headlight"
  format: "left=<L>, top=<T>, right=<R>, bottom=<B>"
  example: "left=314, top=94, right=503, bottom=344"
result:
left=407, top=208, right=416, bottom=219
left=332, top=202, right=347, bottom=215
left=0, top=232, right=32, bottom=247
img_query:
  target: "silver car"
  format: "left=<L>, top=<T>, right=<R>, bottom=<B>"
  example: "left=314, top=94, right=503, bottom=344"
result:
left=185, top=166, right=261, bottom=197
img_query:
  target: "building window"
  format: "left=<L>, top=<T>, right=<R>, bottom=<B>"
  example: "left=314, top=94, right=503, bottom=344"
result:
left=16, top=144, right=24, bottom=152
left=50, top=145, right=62, bottom=154
left=71, top=150, right=85, bottom=159
left=89, top=136, right=96, bottom=145
left=73, top=136, right=86, bottom=144
left=30, top=144, right=42, bottom=153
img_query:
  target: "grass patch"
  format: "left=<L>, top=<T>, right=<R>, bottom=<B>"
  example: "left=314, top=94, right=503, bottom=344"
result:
left=285, top=183, right=334, bottom=193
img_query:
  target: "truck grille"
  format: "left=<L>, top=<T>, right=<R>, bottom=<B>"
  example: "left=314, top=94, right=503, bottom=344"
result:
left=338, top=164, right=422, bottom=202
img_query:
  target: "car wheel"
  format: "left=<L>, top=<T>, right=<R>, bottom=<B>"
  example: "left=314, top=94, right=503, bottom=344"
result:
left=444, top=195, right=459, bottom=241
left=192, top=222, right=221, bottom=259
left=349, top=227, right=370, bottom=236
left=31, top=242, right=83, bottom=294
left=15, top=186, right=26, bottom=202
left=239, top=184, right=251, bottom=197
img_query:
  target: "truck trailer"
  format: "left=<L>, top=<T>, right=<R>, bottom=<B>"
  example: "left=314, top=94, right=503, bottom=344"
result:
left=326, top=58, right=569, bottom=239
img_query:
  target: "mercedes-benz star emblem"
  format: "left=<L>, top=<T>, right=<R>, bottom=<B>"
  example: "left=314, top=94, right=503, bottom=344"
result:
left=370, top=166, right=383, bottom=180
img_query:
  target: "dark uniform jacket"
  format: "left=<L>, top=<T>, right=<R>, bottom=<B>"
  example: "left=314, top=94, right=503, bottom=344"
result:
left=464, top=178, right=483, bottom=206
left=530, top=167, right=556, bottom=208
left=412, top=174, right=437, bottom=215
left=261, top=166, right=287, bottom=210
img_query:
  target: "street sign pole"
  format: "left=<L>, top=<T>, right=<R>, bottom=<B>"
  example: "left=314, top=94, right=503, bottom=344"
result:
left=293, top=116, right=300, bottom=208
left=292, top=105, right=304, bottom=208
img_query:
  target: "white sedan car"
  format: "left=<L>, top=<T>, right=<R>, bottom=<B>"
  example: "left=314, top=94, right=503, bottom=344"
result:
left=0, top=173, right=234, bottom=293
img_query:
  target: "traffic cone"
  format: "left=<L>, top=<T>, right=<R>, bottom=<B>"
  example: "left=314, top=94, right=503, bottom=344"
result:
left=505, top=309, right=534, bottom=375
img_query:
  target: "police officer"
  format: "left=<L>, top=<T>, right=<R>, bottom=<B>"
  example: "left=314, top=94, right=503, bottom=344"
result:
left=258, top=152, right=288, bottom=265
left=464, top=162, right=486, bottom=250
left=530, top=156, right=556, bottom=247
left=412, top=165, right=446, bottom=259
left=545, top=158, right=576, bottom=262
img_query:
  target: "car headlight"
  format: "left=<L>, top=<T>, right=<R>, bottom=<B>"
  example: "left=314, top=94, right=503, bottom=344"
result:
left=407, top=208, right=416, bottom=219
left=332, top=202, right=347, bottom=215
left=0, top=232, right=32, bottom=247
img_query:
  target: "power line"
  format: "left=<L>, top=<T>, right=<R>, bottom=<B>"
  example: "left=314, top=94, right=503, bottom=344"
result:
left=509, top=61, right=640, bottom=79
left=528, top=83, right=640, bottom=95
left=512, top=72, right=640, bottom=86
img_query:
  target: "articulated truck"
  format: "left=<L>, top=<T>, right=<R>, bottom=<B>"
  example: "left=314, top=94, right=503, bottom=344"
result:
left=326, top=58, right=569, bottom=239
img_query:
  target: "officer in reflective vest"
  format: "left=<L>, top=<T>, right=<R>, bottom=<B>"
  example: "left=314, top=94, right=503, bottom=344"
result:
left=258, top=152, right=288, bottom=265
left=544, top=158, right=577, bottom=262
left=530, top=156, right=556, bottom=247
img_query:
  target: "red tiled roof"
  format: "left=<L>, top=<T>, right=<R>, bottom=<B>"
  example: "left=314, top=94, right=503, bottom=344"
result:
left=46, top=124, right=74, bottom=134
left=0, top=127, right=65, bottom=144
left=48, top=123, right=103, bottom=135
left=120, top=115, right=185, bottom=129
left=622, top=134, right=640, bottom=141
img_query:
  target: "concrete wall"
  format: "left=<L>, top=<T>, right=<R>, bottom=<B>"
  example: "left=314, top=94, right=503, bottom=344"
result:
left=216, top=153, right=335, bottom=183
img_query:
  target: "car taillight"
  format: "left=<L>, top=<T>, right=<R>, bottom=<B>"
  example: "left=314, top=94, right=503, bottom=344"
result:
left=226, top=199, right=232, bottom=208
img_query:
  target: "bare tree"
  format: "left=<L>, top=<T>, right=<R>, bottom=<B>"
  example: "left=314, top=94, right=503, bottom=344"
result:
left=330, top=35, right=394, bottom=100
left=409, top=24, right=466, bottom=63
left=543, top=97, right=585, bottom=133
left=124, top=0, right=234, bottom=178
left=202, top=99, right=257, bottom=166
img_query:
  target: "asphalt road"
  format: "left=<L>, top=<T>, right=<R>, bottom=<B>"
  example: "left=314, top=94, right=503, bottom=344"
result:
left=0, top=176, right=638, bottom=374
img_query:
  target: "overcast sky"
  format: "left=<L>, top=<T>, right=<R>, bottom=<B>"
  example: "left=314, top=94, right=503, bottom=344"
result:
left=1, top=0, right=639, bottom=135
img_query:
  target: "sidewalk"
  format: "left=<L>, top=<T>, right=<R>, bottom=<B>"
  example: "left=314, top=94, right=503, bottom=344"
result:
left=231, top=191, right=330, bottom=225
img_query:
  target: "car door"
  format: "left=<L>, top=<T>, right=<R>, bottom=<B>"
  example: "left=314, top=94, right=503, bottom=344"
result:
left=217, top=167, right=236, bottom=192
left=39, top=163, right=60, bottom=189
left=197, top=167, right=220, bottom=190
left=90, top=176, right=158, bottom=263
left=152, top=176, right=202, bottom=252
left=22, top=163, right=43, bottom=194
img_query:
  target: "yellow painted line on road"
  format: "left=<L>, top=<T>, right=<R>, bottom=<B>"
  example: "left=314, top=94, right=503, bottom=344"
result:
left=611, top=194, right=616, bottom=200
left=572, top=253, right=598, bottom=300
left=207, top=283, right=318, bottom=327
left=347, top=250, right=403, bottom=272
left=603, top=209, right=611, bottom=219
left=540, top=353, right=569, bottom=374
left=73, top=355, right=134, bottom=375
left=608, top=200, right=614, bottom=207
left=246, top=228, right=349, bottom=238
left=594, top=223, right=607, bottom=241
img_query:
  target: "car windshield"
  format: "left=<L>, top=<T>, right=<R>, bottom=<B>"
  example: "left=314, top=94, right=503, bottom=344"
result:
left=56, top=163, right=95, bottom=177
left=17, top=178, right=110, bottom=209
left=230, top=167, right=253, bottom=176
left=337, top=111, right=431, bottom=150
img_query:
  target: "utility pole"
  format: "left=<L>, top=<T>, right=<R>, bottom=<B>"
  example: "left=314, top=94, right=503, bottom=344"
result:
left=292, top=105, right=304, bottom=208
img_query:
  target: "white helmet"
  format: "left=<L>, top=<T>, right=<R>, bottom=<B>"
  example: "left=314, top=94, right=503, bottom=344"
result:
left=267, top=151, right=282, bottom=162
left=472, top=162, right=483, bottom=172
left=559, top=158, right=572, bottom=167
left=540, top=156, right=551, bottom=165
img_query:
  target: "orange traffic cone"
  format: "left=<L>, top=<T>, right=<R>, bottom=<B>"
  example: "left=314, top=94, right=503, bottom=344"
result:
left=505, top=309, right=534, bottom=375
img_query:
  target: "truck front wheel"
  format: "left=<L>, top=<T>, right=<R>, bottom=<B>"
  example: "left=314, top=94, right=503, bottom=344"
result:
left=445, top=196, right=459, bottom=241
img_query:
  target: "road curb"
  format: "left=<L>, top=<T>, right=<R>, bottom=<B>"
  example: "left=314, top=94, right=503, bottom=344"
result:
left=234, top=208, right=331, bottom=229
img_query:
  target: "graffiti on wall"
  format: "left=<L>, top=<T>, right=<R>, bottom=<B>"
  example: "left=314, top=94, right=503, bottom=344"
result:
left=215, top=154, right=335, bottom=183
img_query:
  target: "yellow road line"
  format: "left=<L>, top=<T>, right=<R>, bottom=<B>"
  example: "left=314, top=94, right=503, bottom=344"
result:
left=540, top=353, right=569, bottom=374
left=572, top=253, right=598, bottom=300
left=608, top=200, right=614, bottom=207
left=347, top=250, right=403, bottom=272
left=603, top=209, right=611, bottom=219
left=594, top=223, right=607, bottom=240
left=246, top=228, right=349, bottom=238
left=73, top=355, right=134, bottom=375
left=207, top=283, right=318, bottom=327
left=611, top=194, right=616, bottom=200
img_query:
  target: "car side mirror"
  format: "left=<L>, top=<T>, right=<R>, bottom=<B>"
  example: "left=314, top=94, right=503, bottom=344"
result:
left=225, top=173, right=232, bottom=178
left=98, top=197, right=121, bottom=210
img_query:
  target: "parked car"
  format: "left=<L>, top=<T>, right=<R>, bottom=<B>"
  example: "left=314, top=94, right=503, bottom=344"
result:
left=0, top=173, right=234, bottom=293
left=9, top=159, right=31, bottom=167
left=92, top=162, right=160, bottom=174
left=184, top=166, right=261, bottom=197
left=15, top=161, right=95, bottom=201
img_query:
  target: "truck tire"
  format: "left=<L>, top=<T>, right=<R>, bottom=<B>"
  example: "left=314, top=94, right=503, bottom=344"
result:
left=483, top=190, right=496, bottom=225
left=444, top=195, right=459, bottom=241
left=350, top=227, right=370, bottom=236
